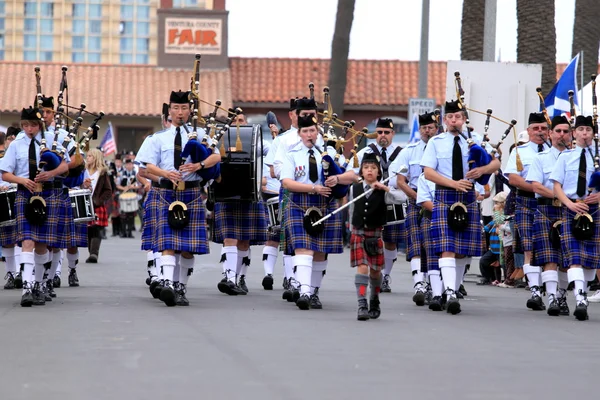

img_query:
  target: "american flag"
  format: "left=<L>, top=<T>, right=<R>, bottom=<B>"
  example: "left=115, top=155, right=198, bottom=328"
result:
left=99, top=122, right=117, bottom=156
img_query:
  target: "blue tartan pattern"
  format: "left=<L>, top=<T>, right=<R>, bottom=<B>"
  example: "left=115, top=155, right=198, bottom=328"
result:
left=60, top=189, right=77, bottom=249
left=515, top=195, right=537, bottom=252
left=73, top=222, right=88, bottom=248
left=532, top=204, right=564, bottom=266
left=0, top=225, right=17, bottom=247
left=283, top=192, right=343, bottom=254
left=154, top=187, right=209, bottom=254
left=560, top=204, right=600, bottom=269
left=429, top=189, right=483, bottom=257
left=405, top=198, right=422, bottom=259
left=382, top=222, right=405, bottom=248
left=420, top=215, right=439, bottom=271
left=16, top=188, right=69, bottom=249
left=212, top=201, right=268, bottom=244
left=141, top=188, right=158, bottom=251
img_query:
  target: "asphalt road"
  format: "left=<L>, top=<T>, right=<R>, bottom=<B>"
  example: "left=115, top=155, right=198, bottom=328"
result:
left=0, top=234, right=596, bottom=400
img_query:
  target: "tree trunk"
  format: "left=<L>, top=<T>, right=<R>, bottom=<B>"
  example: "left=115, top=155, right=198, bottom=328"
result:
left=328, top=0, right=356, bottom=121
left=572, top=0, right=600, bottom=84
left=517, top=0, right=556, bottom=94
left=460, top=0, right=486, bottom=60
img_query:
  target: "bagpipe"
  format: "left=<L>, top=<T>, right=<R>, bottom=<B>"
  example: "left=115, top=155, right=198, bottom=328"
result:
left=535, top=87, right=554, bottom=148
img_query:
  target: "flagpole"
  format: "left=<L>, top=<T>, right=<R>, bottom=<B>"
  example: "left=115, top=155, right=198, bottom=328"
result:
left=580, top=51, right=584, bottom=112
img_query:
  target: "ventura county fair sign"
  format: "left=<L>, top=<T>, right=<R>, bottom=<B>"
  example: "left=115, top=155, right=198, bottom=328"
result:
left=164, top=17, right=223, bottom=55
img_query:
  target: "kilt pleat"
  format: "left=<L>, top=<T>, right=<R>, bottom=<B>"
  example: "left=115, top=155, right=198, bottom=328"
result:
left=532, top=204, right=563, bottom=266
left=560, top=204, right=600, bottom=269
left=141, top=188, right=158, bottom=251
left=212, top=201, right=268, bottom=245
left=429, top=189, right=483, bottom=257
left=515, top=195, right=537, bottom=253
left=89, top=205, right=109, bottom=227
left=60, top=190, right=77, bottom=249
left=0, top=225, right=17, bottom=247
left=154, top=187, right=209, bottom=254
left=283, top=192, right=343, bottom=254
left=16, top=188, right=69, bottom=249
left=405, top=198, right=422, bottom=259
left=350, top=227, right=384, bottom=270
left=420, top=216, right=439, bottom=271
left=73, top=223, right=88, bottom=248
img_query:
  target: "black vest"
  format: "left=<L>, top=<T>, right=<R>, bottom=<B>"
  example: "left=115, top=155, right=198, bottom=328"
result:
left=351, top=182, right=387, bottom=229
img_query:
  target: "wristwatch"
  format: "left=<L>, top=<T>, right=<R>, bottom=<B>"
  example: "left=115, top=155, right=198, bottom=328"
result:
left=200, top=161, right=205, bottom=170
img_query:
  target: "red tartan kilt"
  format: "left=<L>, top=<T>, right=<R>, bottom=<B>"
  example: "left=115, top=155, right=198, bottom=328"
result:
left=89, top=205, right=109, bottom=227
left=350, top=228, right=384, bottom=271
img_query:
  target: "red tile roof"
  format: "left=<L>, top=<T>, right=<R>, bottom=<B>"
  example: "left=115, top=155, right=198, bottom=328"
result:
left=0, top=61, right=232, bottom=117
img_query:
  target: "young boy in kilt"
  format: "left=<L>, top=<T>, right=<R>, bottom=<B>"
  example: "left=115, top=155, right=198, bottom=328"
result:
left=351, top=153, right=389, bottom=321
left=0, top=107, right=70, bottom=307
left=421, top=100, right=500, bottom=315
left=280, top=114, right=355, bottom=310
left=550, top=115, right=599, bottom=321
left=526, top=115, right=572, bottom=316
left=136, top=90, right=220, bottom=307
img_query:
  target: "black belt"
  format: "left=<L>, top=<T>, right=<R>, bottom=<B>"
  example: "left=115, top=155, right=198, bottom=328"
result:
left=435, top=185, right=455, bottom=191
left=516, top=189, right=535, bottom=198
left=18, top=181, right=62, bottom=191
left=537, top=197, right=561, bottom=206
left=156, top=180, right=201, bottom=190
left=262, top=192, right=278, bottom=201
left=422, top=209, right=432, bottom=219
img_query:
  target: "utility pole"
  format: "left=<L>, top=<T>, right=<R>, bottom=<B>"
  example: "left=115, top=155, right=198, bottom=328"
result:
left=482, top=0, right=497, bottom=61
left=418, top=0, right=430, bottom=98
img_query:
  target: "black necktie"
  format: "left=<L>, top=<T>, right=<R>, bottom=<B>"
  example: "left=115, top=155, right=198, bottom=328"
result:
left=577, top=148, right=587, bottom=197
left=381, top=147, right=388, bottom=164
left=538, top=144, right=544, bottom=153
left=28, top=138, right=37, bottom=180
left=174, top=127, right=182, bottom=170
left=452, top=136, right=463, bottom=180
left=308, top=149, right=318, bottom=183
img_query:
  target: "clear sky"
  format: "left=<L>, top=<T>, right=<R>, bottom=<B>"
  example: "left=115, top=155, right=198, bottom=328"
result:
left=227, top=0, right=576, bottom=63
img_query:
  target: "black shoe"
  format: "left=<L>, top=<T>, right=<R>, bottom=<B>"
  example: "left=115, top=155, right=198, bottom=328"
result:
left=68, top=269, right=79, bottom=287
left=424, top=285, right=433, bottom=306
left=14, top=272, right=23, bottom=289
left=45, top=279, right=56, bottom=298
left=429, top=296, right=444, bottom=311
left=282, top=288, right=293, bottom=301
left=381, top=274, right=391, bottom=293
left=357, top=299, right=369, bottom=321
left=151, top=280, right=164, bottom=299
left=291, top=288, right=300, bottom=302
left=369, top=296, right=381, bottom=319
left=175, top=283, right=189, bottom=306
left=459, top=284, right=467, bottom=296
left=20, top=287, right=33, bottom=307
left=547, top=295, right=560, bottom=316
left=32, top=282, right=45, bottom=306
left=558, top=291, right=570, bottom=316
left=574, top=301, right=589, bottom=321
left=412, top=282, right=426, bottom=306
left=160, top=282, right=176, bottom=307
left=310, top=290, right=322, bottom=309
left=526, top=288, right=545, bottom=311
left=42, top=282, right=52, bottom=302
left=4, top=272, right=15, bottom=289
left=445, top=290, right=461, bottom=315
left=52, top=274, right=61, bottom=288
left=145, top=276, right=152, bottom=286
left=238, top=275, right=249, bottom=293
left=86, top=254, right=98, bottom=263
left=217, top=280, right=246, bottom=296
left=296, top=294, right=310, bottom=310
left=262, top=274, right=274, bottom=290
left=282, top=277, right=289, bottom=290
left=456, top=290, right=464, bottom=299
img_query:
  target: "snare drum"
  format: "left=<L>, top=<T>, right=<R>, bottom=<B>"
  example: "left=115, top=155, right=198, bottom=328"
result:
left=211, top=124, right=263, bottom=202
left=119, top=192, right=138, bottom=213
left=266, top=196, right=281, bottom=233
left=70, top=189, right=96, bottom=222
left=0, top=188, right=17, bottom=227
left=385, top=202, right=407, bottom=226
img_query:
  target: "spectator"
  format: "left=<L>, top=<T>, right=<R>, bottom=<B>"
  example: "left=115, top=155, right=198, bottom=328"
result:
left=85, top=149, right=113, bottom=263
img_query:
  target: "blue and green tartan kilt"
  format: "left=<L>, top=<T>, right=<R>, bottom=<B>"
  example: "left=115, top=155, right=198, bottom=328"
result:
left=382, top=222, right=405, bottom=248
left=0, top=224, right=17, bottom=247
left=73, top=223, right=88, bottom=248
left=515, top=195, right=537, bottom=253
left=430, top=189, right=483, bottom=257
left=212, top=201, right=268, bottom=245
left=16, top=188, right=69, bottom=249
left=59, top=189, right=77, bottom=249
left=283, top=192, right=343, bottom=254
left=420, top=214, right=439, bottom=271
left=532, top=204, right=563, bottom=266
left=406, top=198, right=422, bottom=260
left=154, top=187, right=209, bottom=255
left=141, top=188, right=158, bottom=251
left=560, top=204, right=600, bottom=269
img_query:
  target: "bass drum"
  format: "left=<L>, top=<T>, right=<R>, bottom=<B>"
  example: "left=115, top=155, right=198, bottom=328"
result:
left=211, top=124, right=263, bottom=202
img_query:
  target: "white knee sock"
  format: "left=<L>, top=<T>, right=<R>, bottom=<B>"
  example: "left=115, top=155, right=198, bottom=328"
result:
left=428, top=270, right=443, bottom=297
left=67, top=251, right=79, bottom=270
left=14, top=246, right=22, bottom=267
left=455, top=258, right=468, bottom=291
left=173, top=254, right=181, bottom=283
left=523, top=264, right=541, bottom=295
left=383, top=248, right=397, bottom=276
left=583, top=268, right=596, bottom=283
left=179, top=256, right=194, bottom=286
left=311, top=260, right=327, bottom=294
left=237, top=249, right=250, bottom=277
left=146, top=252, right=157, bottom=277
left=541, top=270, right=558, bottom=298
left=48, top=250, right=62, bottom=279
left=283, top=254, right=294, bottom=280
left=21, top=252, right=34, bottom=293
left=2, top=247, right=16, bottom=274
left=160, top=255, right=176, bottom=283
left=558, top=270, right=569, bottom=292
left=34, top=251, right=49, bottom=283
left=410, top=258, right=423, bottom=286
left=262, top=246, right=278, bottom=276
left=439, top=257, right=456, bottom=295
left=222, top=246, right=237, bottom=282
left=567, top=268, right=586, bottom=302
left=293, top=254, right=313, bottom=295
left=155, top=253, right=164, bottom=279
left=56, top=249, right=63, bottom=275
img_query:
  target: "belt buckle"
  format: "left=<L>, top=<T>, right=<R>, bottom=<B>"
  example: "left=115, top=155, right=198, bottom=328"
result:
left=176, top=181, right=186, bottom=191
left=552, top=198, right=562, bottom=207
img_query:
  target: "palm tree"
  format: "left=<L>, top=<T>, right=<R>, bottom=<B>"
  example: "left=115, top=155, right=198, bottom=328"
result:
left=460, top=0, right=485, bottom=60
left=328, top=0, right=356, bottom=120
left=517, top=0, right=556, bottom=94
left=571, top=0, right=600, bottom=83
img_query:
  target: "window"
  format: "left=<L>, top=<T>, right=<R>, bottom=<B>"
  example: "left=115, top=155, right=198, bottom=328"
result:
left=24, top=35, right=37, bottom=49
left=89, top=4, right=102, bottom=18
left=136, top=38, right=148, bottom=52
left=25, top=18, right=36, bottom=32
left=0, top=2, right=4, bottom=15
left=88, top=37, right=101, bottom=51
left=40, top=19, right=53, bottom=33
left=24, top=51, right=36, bottom=61
left=72, top=4, right=85, bottom=17
left=90, top=20, right=101, bottom=34
left=73, top=20, right=85, bottom=34
left=73, top=36, right=85, bottom=49
left=88, top=53, right=101, bottom=63
left=138, top=6, right=150, bottom=20
left=120, top=54, right=132, bottom=64
left=24, top=2, right=37, bottom=16
left=40, top=51, right=52, bottom=61
left=137, top=22, right=149, bottom=36
left=40, top=2, right=53, bottom=17
left=40, top=35, right=52, bottom=49
left=0, top=20, right=3, bottom=31
left=0, top=51, right=4, bottom=61
left=135, top=54, right=148, bottom=64
left=120, top=5, right=134, bottom=18
left=120, top=37, right=133, bottom=51
left=121, top=21, right=134, bottom=35
left=72, top=52, right=85, bottom=63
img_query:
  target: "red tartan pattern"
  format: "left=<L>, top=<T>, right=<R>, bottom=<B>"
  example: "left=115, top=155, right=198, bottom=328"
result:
left=89, top=205, right=109, bottom=227
left=350, top=227, right=384, bottom=271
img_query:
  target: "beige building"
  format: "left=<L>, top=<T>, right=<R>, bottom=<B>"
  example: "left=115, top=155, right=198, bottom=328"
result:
left=0, top=0, right=214, bottom=64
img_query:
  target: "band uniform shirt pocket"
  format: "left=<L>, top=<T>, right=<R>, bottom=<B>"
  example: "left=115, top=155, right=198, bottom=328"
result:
left=16, top=154, right=29, bottom=177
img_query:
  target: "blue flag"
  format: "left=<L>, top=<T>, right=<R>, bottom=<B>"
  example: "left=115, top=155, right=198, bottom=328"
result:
left=408, top=113, right=420, bottom=143
left=545, top=54, right=579, bottom=118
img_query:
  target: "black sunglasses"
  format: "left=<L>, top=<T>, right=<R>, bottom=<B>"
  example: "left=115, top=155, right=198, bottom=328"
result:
left=376, top=130, right=391, bottom=135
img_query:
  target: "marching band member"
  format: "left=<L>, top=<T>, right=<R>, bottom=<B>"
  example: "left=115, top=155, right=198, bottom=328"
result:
left=353, top=118, right=403, bottom=294
left=0, top=131, right=20, bottom=290
left=421, top=100, right=500, bottom=315
left=505, top=112, right=551, bottom=311
left=350, top=153, right=388, bottom=321
left=280, top=114, right=354, bottom=310
left=116, top=159, right=140, bottom=238
left=416, top=172, right=440, bottom=310
left=0, top=107, right=69, bottom=307
left=85, top=149, right=113, bottom=263
left=136, top=90, right=219, bottom=307
left=550, top=115, right=599, bottom=321
left=396, top=111, right=438, bottom=305
left=526, top=115, right=571, bottom=316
